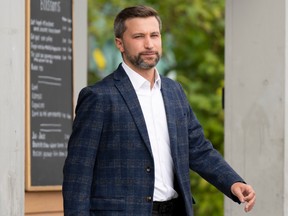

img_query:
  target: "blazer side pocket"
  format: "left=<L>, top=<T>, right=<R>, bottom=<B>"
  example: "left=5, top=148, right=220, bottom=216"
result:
left=90, top=197, right=125, bottom=211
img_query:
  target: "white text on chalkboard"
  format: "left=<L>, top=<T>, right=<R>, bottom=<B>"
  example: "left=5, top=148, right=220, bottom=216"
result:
left=40, top=0, right=61, bottom=13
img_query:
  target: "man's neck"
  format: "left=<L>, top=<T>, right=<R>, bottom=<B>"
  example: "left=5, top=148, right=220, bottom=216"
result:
left=124, top=61, right=156, bottom=88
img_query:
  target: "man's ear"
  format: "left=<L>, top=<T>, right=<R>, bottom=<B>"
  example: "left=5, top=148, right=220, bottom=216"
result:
left=115, top=38, right=124, bottom=52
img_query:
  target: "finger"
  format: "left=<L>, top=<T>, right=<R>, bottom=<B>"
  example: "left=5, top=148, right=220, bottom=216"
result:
left=244, top=195, right=256, bottom=212
left=243, top=191, right=256, bottom=212
left=243, top=191, right=255, bottom=202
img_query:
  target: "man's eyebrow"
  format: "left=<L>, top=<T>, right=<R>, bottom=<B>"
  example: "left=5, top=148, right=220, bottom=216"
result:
left=131, top=33, right=145, bottom=37
left=130, top=31, right=160, bottom=37
left=136, top=31, right=160, bottom=34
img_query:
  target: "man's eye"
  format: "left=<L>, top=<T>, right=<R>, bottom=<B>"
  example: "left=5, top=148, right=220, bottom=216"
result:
left=134, top=35, right=143, bottom=38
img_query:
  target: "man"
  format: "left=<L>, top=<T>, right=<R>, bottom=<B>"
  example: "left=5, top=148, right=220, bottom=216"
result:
left=63, top=5, right=255, bottom=215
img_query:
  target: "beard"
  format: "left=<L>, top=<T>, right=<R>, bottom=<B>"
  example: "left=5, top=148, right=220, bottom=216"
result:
left=125, top=51, right=161, bottom=70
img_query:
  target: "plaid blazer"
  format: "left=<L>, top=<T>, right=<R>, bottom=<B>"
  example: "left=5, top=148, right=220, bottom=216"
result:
left=62, top=64, right=243, bottom=215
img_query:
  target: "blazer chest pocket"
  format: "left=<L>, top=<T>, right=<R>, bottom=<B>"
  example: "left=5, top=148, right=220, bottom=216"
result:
left=90, top=197, right=125, bottom=211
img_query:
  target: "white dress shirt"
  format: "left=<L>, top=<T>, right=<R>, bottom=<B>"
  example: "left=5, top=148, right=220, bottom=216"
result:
left=122, top=62, right=178, bottom=201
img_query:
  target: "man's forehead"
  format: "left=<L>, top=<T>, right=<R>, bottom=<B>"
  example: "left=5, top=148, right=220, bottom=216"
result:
left=124, top=17, right=160, bottom=32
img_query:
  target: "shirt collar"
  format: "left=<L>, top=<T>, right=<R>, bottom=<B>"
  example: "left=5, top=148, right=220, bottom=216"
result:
left=122, top=62, right=161, bottom=91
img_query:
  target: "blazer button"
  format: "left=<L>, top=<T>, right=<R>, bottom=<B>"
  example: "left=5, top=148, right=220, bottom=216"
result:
left=146, top=167, right=151, bottom=173
left=146, top=196, right=152, bottom=202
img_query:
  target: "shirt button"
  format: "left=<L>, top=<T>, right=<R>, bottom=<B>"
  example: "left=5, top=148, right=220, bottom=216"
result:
left=146, top=167, right=151, bottom=173
left=146, top=196, right=152, bottom=202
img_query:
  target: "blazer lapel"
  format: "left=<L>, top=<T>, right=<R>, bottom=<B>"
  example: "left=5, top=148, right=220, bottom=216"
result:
left=113, top=65, right=153, bottom=155
left=161, top=77, right=178, bottom=159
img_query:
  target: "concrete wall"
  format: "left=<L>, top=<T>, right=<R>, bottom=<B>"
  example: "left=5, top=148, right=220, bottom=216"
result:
left=73, top=0, right=88, bottom=102
left=0, top=0, right=87, bottom=215
left=225, top=0, right=287, bottom=215
left=0, top=0, right=25, bottom=215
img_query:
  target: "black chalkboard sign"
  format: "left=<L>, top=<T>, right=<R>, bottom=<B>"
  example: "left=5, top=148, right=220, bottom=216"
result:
left=25, top=0, right=73, bottom=191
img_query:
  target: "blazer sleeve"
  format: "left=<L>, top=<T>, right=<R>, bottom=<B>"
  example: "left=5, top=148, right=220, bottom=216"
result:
left=186, top=98, right=244, bottom=203
left=62, top=87, right=104, bottom=215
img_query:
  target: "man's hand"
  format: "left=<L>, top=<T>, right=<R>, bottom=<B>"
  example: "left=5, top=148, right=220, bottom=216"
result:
left=231, top=182, right=256, bottom=212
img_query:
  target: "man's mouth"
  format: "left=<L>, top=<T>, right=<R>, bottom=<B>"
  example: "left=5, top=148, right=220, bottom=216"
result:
left=141, top=51, right=157, bottom=56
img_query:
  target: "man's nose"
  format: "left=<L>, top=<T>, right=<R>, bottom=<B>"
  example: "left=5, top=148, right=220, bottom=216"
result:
left=144, top=37, right=153, bottom=49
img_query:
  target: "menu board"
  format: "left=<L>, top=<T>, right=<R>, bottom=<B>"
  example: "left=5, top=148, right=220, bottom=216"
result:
left=25, top=0, right=73, bottom=191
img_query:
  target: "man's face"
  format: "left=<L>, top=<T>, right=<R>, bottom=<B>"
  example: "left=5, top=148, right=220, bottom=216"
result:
left=115, top=17, right=162, bottom=71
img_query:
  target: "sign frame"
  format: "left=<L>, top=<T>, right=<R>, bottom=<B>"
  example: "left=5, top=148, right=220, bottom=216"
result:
left=25, top=0, right=74, bottom=191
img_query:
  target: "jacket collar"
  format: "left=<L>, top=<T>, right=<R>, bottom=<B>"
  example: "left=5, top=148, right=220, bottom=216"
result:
left=113, top=64, right=178, bottom=158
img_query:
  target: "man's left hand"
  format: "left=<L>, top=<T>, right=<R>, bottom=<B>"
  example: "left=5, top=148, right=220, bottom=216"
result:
left=231, top=182, right=256, bottom=212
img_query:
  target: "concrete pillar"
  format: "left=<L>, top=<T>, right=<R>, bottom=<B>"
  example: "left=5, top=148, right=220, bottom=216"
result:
left=0, top=0, right=87, bottom=215
left=0, top=0, right=25, bottom=215
left=73, top=0, right=88, bottom=101
left=225, top=0, right=287, bottom=215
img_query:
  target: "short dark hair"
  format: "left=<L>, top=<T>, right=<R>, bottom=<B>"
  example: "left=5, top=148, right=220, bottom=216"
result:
left=114, top=5, right=162, bottom=39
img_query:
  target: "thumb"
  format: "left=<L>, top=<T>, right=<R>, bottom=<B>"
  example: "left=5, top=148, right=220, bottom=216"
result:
left=231, top=183, right=245, bottom=203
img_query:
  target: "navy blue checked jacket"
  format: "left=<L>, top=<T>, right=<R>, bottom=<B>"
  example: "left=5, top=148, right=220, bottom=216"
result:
left=62, top=64, right=243, bottom=215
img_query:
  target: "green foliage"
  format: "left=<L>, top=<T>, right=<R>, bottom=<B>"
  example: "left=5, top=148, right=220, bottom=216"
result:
left=87, top=1, right=225, bottom=215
